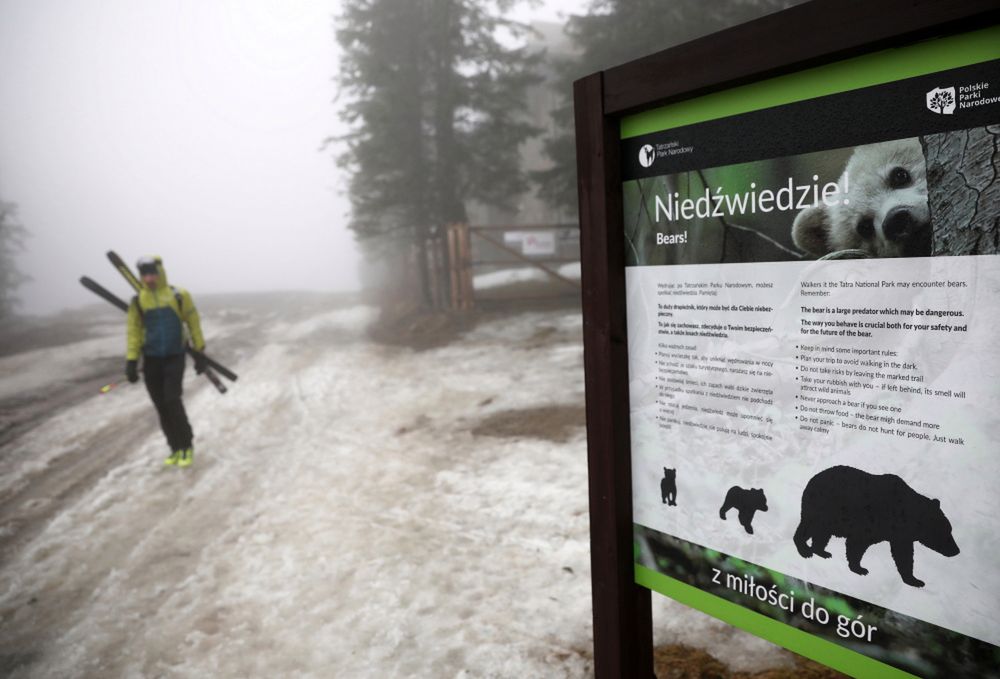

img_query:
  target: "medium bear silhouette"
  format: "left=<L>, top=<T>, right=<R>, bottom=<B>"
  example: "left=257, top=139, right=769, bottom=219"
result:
left=793, top=465, right=959, bottom=588
left=719, top=486, right=768, bottom=534
left=660, top=468, right=677, bottom=506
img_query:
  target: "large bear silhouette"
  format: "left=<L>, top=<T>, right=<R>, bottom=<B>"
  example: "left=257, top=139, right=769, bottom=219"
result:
left=719, top=486, right=768, bottom=534
left=660, top=468, right=677, bottom=506
left=793, top=466, right=959, bottom=587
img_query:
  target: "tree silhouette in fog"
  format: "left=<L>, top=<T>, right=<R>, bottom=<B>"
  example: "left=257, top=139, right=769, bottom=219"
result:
left=334, top=0, right=540, bottom=304
left=535, top=0, right=798, bottom=216
left=0, top=198, right=29, bottom=319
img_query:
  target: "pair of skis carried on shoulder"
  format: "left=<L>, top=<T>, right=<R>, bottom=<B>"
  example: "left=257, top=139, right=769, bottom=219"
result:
left=80, top=251, right=238, bottom=395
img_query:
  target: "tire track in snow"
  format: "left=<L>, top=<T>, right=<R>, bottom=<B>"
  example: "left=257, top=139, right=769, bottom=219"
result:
left=0, top=307, right=371, bottom=677
left=0, top=402, right=153, bottom=566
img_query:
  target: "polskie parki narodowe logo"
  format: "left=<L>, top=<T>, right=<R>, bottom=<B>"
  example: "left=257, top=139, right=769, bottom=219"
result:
left=926, top=86, right=956, bottom=115
left=926, top=81, right=998, bottom=115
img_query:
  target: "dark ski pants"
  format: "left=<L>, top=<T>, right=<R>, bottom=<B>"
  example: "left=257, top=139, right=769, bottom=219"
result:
left=143, top=354, right=193, bottom=452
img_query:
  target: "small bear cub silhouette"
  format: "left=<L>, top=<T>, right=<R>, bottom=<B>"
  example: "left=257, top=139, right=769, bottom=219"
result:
left=793, top=466, right=959, bottom=588
left=660, top=468, right=677, bottom=506
left=719, top=486, right=768, bottom=534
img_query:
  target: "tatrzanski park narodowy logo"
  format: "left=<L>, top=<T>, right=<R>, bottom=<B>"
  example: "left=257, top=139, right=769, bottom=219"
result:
left=639, top=144, right=656, bottom=168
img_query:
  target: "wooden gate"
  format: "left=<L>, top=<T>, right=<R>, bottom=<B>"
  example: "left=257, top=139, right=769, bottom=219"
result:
left=444, top=223, right=580, bottom=310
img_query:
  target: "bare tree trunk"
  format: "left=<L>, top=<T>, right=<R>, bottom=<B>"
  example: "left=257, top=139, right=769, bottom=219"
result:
left=922, top=126, right=1000, bottom=256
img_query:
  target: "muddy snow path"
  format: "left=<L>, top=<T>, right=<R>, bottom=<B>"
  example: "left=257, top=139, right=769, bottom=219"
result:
left=0, top=302, right=786, bottom=678
left=0, top=304, right=597, bottom=677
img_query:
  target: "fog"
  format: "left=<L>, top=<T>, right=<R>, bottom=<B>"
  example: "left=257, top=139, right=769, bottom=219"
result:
left=0, top=0, right=578, bottom=316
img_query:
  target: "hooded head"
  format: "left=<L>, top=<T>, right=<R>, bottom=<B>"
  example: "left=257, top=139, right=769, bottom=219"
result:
left=137, top=255, right=168, bottom=290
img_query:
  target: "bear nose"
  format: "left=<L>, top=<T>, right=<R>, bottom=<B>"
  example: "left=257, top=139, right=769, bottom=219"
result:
left=883, top=206, right=918, bottom=241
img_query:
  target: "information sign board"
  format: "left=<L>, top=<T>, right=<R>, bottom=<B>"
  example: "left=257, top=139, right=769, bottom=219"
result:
left=573, top=3, right=1000, bottom=677
left=624, top=27, right=1000, bottom=679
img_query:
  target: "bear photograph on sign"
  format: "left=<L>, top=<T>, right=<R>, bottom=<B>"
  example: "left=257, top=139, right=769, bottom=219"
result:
left=623, top=126, right=1000, bottom=267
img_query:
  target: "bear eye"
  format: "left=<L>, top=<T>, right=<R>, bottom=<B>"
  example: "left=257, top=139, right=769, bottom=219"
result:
left=888, top=166, right=911, bottom=189
left=857, top=217, right=875, bottom=238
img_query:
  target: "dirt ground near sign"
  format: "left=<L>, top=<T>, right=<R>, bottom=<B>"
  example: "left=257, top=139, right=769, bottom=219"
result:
left=655, top=644, right=845, bottom=678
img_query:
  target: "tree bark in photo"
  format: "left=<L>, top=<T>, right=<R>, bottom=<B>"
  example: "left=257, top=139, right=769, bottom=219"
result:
left=922, top=126, right=1000, bottom=256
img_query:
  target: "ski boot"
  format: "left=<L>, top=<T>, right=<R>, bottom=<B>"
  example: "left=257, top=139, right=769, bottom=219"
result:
left=177, top=447, right=194, bottom=468
left=164, top=450, right=182, bottom=466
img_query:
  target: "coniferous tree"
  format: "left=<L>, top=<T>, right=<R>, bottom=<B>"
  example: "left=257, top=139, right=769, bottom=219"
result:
left=0, top=199, right=29, bottom=319
left=536, top=0, right=799, bottom=215
left=334, top=0, right=540, bottom=302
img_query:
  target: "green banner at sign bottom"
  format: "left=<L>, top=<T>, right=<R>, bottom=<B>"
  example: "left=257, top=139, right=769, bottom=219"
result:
left=635, top=564, right=917, bottom=679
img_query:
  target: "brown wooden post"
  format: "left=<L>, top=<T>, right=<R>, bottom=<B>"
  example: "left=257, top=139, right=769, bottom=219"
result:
left=437, top=232, right=448, bottom=310
left=426, top=233, right=437, bottom=310
left=441, top=232, right=452, bottom=310
left=446, top=224, right=459, bottom=311
left=448, top=224, right=464, bottom=311
left=432, top=233, right=444, bottom=310
left=460, top=222, right=474, bottom=310
left=575, top=71, right=655, bottom=679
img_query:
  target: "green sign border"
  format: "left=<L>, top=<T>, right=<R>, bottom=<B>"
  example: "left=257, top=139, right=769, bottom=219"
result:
left=636, top=564, right=918, bottom=679
left=621, top=25, right=1000, bottom=139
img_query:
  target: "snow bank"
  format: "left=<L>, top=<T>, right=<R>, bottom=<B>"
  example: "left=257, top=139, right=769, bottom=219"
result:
left=0, top=334, right=118, bottom=402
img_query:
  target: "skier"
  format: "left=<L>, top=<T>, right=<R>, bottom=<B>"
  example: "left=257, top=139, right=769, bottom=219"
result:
left=125, top=256, right=208, bottom=467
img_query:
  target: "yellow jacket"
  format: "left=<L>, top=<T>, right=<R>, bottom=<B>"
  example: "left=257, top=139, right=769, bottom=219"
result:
left=126, top=256, right=205, bottom=360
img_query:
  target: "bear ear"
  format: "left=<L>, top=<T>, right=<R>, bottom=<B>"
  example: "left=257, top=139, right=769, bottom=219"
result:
left=792, top=204, right=832, bottom=256
left=933, top=498, right=941, bottom=507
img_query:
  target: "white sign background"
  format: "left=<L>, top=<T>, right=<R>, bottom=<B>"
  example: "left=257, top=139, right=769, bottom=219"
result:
left=627, top=255, right=1000, bottom=646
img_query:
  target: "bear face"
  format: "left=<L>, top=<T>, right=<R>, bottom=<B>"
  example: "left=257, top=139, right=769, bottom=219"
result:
left=918, top=497, right=960, bottom=557
left=792, top=138, right=931, bottom=258
left=661, top=467, right=676, bottom=483
left=747, top=488, right=768, bottom=512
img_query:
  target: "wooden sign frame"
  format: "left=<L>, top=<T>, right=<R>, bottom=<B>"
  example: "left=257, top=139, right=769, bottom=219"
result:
left=574, top=1, right=1000, bottom=677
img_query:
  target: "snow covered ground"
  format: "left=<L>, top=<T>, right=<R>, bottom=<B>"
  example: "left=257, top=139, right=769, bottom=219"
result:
left=474, top=263, right=580, bottom=290
left=0, top=295, right=789, bottom=677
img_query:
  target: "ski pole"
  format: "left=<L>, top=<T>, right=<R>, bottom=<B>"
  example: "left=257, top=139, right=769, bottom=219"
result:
left=99, top=379, right=134, bottom=394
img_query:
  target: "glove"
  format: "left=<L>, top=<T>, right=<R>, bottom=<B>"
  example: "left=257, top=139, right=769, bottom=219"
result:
left=193, top=351, right=208, bottom=375
left=125, top=360, right=139, bottom=383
